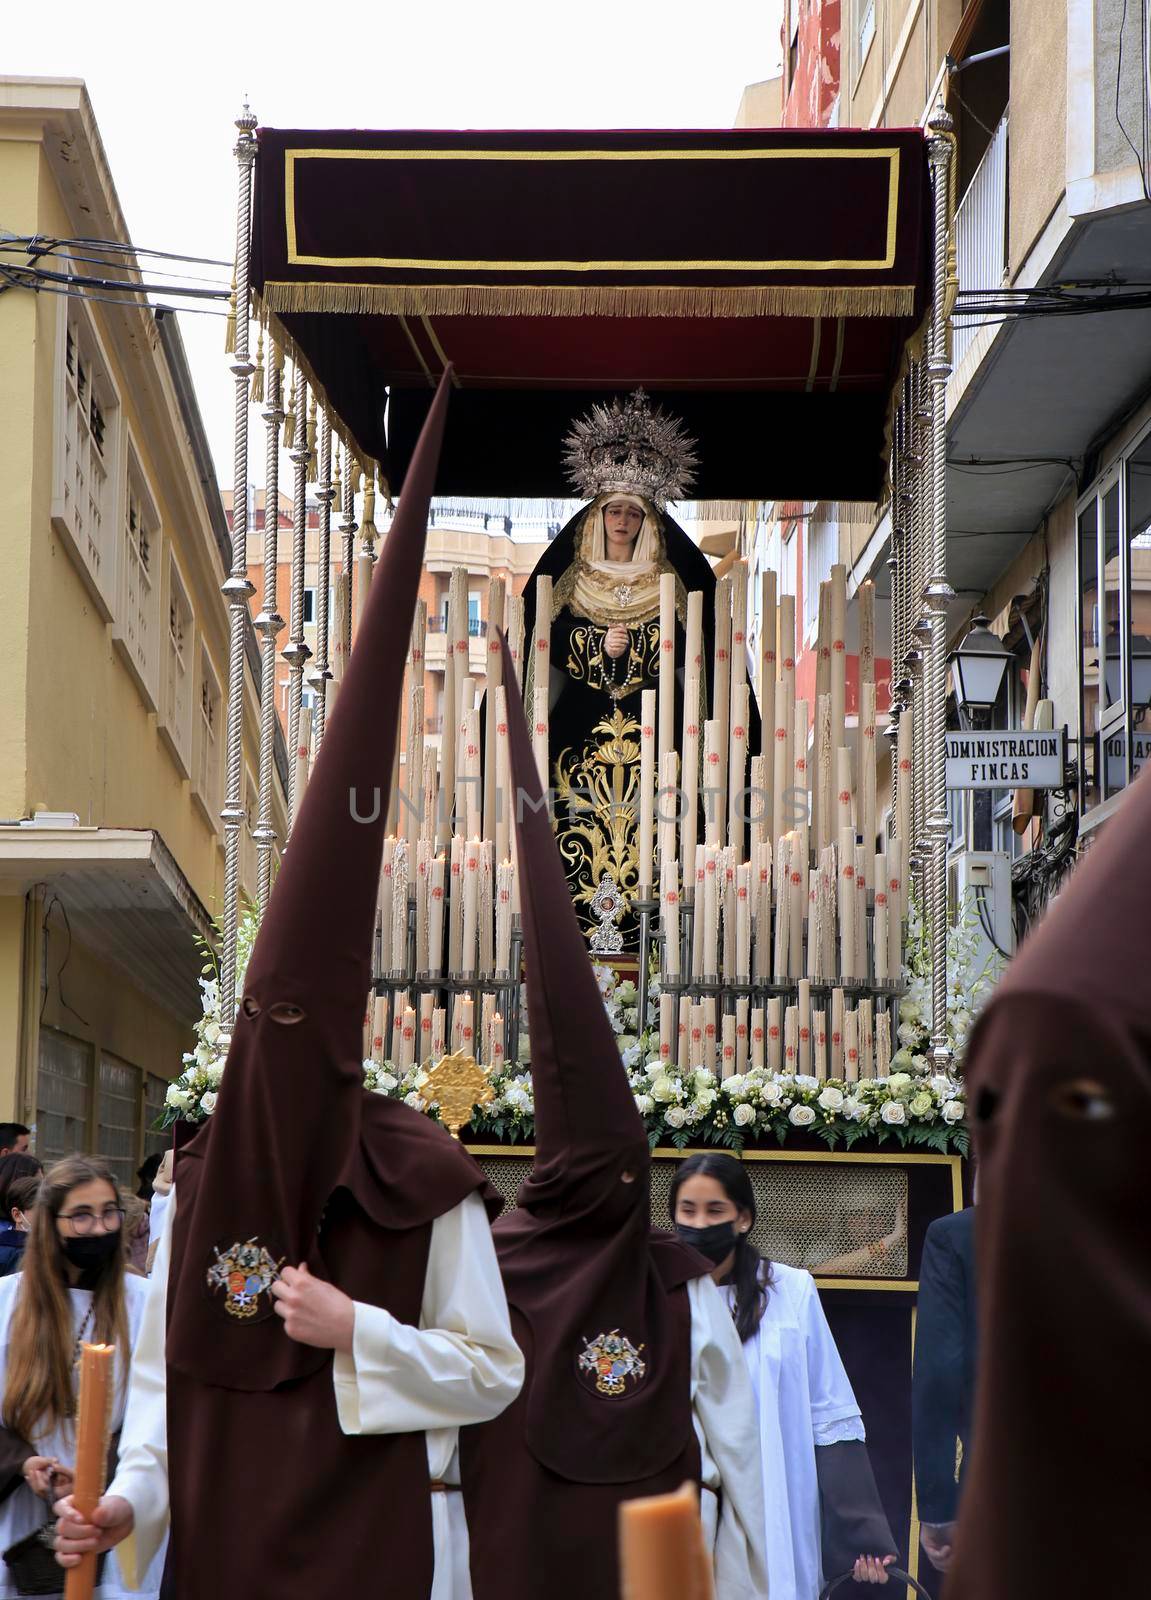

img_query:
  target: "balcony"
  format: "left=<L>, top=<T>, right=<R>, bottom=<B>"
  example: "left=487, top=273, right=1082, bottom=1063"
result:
left=952, top=114, right=1008, bottom=380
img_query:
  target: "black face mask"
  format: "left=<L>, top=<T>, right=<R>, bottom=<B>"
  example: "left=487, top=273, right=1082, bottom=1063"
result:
left=675, top=1220, right=740, bottom=1265
left=61, top=1231, right=121, bottom=1283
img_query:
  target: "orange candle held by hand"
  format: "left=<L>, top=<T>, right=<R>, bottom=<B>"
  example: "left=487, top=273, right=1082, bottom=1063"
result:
left=66, top=1342, right=115, bottom=1600
left=619, top=1480, right=715, bottom=1600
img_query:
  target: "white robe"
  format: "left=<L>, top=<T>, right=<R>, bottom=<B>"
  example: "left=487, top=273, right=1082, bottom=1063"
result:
left=730, top=1262, right=867, bottom=1600
left=110, top=1186, right=523, bottom=1600
left=689, top=1274, right=772, bottom=1600
left=0, top=1272, right=168, bottom=1599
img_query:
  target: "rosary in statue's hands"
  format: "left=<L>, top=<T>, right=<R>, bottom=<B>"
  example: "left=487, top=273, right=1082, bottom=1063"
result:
left=603, top=625, right=630, bottom=659
left=271, top=1263, right=355, bottom=1352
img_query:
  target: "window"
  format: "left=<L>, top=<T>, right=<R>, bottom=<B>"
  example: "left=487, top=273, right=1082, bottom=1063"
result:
left=197, top=651, right=222, bottom=819
left=303, top=586, right=316, bottom=624
left=468, top=592, right=483, bottom=637
left=142, top=1076, right=171, bottom=1163
left=114, top=458, right=161, bottom=706
left=1078, top=428, right=1151, bottom=813
left=163, top=556, right=194, bottom=774
left=53, top=304, right=119, bottom=614
left=36, top=1028, right=92, bottom=1166
left=857, top=0, right=875, bottom=63
left=97, top=1053, right=141, bottom=1191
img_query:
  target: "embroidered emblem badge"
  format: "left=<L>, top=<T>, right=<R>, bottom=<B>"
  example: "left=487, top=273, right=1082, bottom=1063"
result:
left=578, top=1329, right=647, bottom=1396
left=207, top=1238, right=284, bottom=1321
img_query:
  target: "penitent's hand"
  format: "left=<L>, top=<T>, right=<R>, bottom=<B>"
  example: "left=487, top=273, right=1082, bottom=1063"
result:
left=54, top=1493, right=134, bottom=1567
left=852, top=1554, right=895, bottom=1584
left=920, top=1522, right=956, bottom=1572
left=270, top=1263, right=355, bottom=1352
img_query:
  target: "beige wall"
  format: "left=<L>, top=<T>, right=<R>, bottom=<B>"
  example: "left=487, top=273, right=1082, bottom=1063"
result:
left=1009, top=0, right=1067, bottom=275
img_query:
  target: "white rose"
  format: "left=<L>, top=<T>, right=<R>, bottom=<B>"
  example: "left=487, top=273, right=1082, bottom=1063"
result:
left=634, top=1093, right=655, bottom=1116
left=650, top=1073, right=679, bottom=1104
left=695, top=1087, right=717, bottom=1112
left=207, top=1064, right=225, bottom=1088
left=788, top=1104, right=816, bottom=1126
left=794, top=1074, right=819, bottom=1091
left=723, top=1075, right=746, bottom=1097
left=942, top=1100, right=965, bottom=1124
left=817, top=1086, right=844, bottom=1113
left=880, top=1101, right=907, bottom=1125
left=930, top=1074, right=953, bottom=1095
left=506, top=1084, right=533, bottom=1114
left=621, top=1044, right=642, bottom=1069
left=909, top=1092, right=934, bottom=1118
left=200, top=1091, right=218, bottom=1116
left=404, top=1091, right=425, bottom=1111
left=733, top=1102, right=756, bottom=1127
left=887, top=1072, right=912, bottom=1091
left=202, top=1020, right=221, bottom=1045
left=842, top=1095, right=867, bottom=1122
left=665, top=1106, right=687, bottom=1129
left=760, top=1080, right=783, bottom=1106
left=165, top=1084, right=191, bottom=1110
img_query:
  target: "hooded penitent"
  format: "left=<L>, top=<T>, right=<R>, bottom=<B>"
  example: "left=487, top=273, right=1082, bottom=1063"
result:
left=460, top=635, right=711, bottom=1600
left=948, top=767, right=1151, bottom=1599
left=165, top=369, right=496, bottom=1599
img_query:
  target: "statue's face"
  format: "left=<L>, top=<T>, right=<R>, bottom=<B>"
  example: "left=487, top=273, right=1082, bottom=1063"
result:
left=603, top=500, right=644, bottom=548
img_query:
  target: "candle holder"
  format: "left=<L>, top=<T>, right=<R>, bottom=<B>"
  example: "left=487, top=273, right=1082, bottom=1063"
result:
left=634, top=897, right=659, bottom=1032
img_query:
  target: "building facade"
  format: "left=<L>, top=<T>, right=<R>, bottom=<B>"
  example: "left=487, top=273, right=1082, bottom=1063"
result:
left=0, top=78, right=287, bottom=1184
left=746, top=0, right=1151, bottom=943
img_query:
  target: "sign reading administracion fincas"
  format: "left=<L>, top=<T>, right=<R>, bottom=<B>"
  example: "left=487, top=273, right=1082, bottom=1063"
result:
left=945, top=729, right=1067, bottom=790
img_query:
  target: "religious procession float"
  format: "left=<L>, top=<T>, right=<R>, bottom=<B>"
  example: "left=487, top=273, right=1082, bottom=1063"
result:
left=164, top=108, right=987, bottom=1588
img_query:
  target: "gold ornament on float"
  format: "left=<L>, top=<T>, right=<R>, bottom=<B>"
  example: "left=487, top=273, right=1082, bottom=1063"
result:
left=419, top=1050, right=494, bottom=1140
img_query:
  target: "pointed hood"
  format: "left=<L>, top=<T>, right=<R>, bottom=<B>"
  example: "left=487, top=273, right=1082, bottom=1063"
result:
left=168, top=370, right=452, bottom=1390
left=500, top=638, right=649, bottom=1213
left=951, top=767, right=1151, bottom=1597
left=487, top=635, right=707, bottom=1484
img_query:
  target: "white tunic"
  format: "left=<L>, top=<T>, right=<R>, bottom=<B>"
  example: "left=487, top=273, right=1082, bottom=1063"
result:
left=110, top=1187, right=523, bottom=1600
left=689, top=1273, right=771, bottom=1600
left=729, top=1262, right=866, bottom=1600
left=0, top=1272, right=168, bottom=1599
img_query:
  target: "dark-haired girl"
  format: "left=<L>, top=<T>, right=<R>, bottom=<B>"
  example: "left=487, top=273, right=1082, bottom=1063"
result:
left=671, top=1151, right=897, bottom=1599
left=0, top=1155, right=165, bottom=1598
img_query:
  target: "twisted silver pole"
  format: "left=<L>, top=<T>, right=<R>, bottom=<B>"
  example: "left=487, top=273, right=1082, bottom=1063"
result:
left=253, top=347, right=286, bottom=915
left=308, top=413, right=334, bottom=753
left=219, top=104, right=258, bottom=1030
left=925, top=102, right=957, bottom=1067
left=339, top=442, right=357, bottom=661
left=282, top=369, right=312, bottom=828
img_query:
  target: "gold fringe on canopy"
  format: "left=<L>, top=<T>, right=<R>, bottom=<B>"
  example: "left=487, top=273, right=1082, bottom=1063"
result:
left=261, top=280, right=919, bottom=321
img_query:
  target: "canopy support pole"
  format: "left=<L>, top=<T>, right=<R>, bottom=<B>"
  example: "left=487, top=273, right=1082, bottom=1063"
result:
left=309, top=414, right=334, bottom=753
left=925, top=102, right=957, bottom=1067
left=219, top=105, right=258, bottom=1031
left=254, top=341, right=286, bottom=917
left=283, top=369, right=313, bottom=827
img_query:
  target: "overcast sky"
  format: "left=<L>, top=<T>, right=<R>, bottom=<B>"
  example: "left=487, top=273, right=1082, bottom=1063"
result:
left=7, top=1, right=783, bottom=489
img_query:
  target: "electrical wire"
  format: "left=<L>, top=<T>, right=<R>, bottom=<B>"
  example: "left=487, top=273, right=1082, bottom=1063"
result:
left=1116, top=0, right=1151, bottom=203
left=13, top=233, right=231, bottom=269
left=0, top=242, right=228, bottom=287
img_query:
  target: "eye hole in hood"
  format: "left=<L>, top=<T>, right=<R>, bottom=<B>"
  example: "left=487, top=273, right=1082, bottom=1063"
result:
left=1049, top=1076, right=1115, bottom=1122
left=268, top=1002, right=307, bottom=1027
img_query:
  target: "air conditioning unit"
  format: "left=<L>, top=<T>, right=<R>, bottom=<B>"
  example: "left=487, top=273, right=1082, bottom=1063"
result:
left=948, top=849, right=1013, bottom=974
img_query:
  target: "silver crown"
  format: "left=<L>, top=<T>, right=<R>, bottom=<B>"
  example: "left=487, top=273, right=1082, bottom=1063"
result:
left=562, top=389, right=698, bottom=510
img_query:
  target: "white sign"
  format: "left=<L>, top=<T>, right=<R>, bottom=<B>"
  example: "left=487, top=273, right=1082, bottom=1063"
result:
left=945, top=729, right=1067, bottom=790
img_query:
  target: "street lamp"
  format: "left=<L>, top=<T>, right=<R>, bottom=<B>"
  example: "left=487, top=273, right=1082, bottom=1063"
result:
left=950, top=615, right=1011, bottom=726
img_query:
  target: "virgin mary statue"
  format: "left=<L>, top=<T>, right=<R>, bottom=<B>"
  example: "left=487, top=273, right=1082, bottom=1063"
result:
left=521, top=391, right=721, bottom=957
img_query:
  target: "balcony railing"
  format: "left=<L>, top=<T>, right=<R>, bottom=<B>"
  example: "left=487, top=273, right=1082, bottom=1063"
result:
left=425, top=615, right=487, bottom=637
left=953, top=113, right=1009, bottom=373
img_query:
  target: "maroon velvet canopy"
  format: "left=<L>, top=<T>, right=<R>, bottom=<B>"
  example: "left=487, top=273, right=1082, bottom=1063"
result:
left=252, top=126, right=931, bottom=500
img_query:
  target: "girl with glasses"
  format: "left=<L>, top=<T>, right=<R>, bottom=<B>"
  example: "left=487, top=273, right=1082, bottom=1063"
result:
left=0, top=1155, right=165, bottom=1598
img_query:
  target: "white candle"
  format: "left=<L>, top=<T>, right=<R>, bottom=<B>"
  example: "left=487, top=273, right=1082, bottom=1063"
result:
left=496, top=859, right=514, bottom=976
left=895, top=708, right=913, bottom=929
left=399, top=1006, right=417, bottom=1070
left=751, top=1007, right=766, bottom=1070
left=677, top=996, right=691, bottom=1071
left=812, top=1008, right=827, bottom=1080
left=703, top=720, right=723, bottom=849
left=843, top=1007, right=859, bottom=1084
left=429, top=854, right=446, bottom=977
left=721, top=1013, right=737, bottom=1080
left=639, top=690, right=657, bottom=897
left=494, top=685, right=511, bottom=867
left=859, top=681, right=877, bottom=881
left=506, top=591, right=525, bottom=687
left=457, top=995, right=475, bottom=1055
left=798, top=978, right=812, bottom=1075
left=657, top=750, right=679, bottom=875
left=419, top=993, right=434, bottom=1067
left=415, top=841, right=430, bottom=974
left=830, top=987, right=845, bottom=1079
left=830, top=562, right=847, bottom=763
left=712, top=580, right=732, bottom=824
left=490, top=1012, right=505, bottom=1073
left=689, top=1003, right=704, bottom=1069
left=735, top=863, right=751, bottom=981
left=431, top=1006, right=447, bottom=1061
left=839, top=827, right=857, bottom=980
left=658, top=572, right=677, bottom=767
left=875, top=1010, right=892, bottom=1077
left=680, top=675, right=701, bottom=879
left=735, top=997, right=750, bottom=1076
left=461, top=838, right=480, bottom=976
left=481, top=993, right=496, bottom=1064
left=888, top=858, right=904, bottom=983
left=728, top=683, right=750, bottom=855
left=479, top=839, right=495, bottom=976
left=691, top=846, right=706, bottom=979
left=703, top=846, right=719, bottom=976
left=873, top=853, right=890, bottom=984
left=661, top=857, right=681, bottom=979
left=532, top=684, right=550, bottom=791
left=448, top=835, right=463, bottom=974
left=767, top=997, right=783, bottom=1073
left=703, top=1000, right=717, bottom=1072
left=784, top=1005, right=799, bottom=1074
left=378, top=835, right=396, bottom=975
left=659, top=992, right=676, bottom=1067
left=370, top=992, right=388, bottom=1066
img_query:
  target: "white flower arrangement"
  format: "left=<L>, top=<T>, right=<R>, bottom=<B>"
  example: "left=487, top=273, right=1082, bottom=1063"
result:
left=163, top=926, right=970, bottom=1154
left=893, top=892, right=1003, bottom=1073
